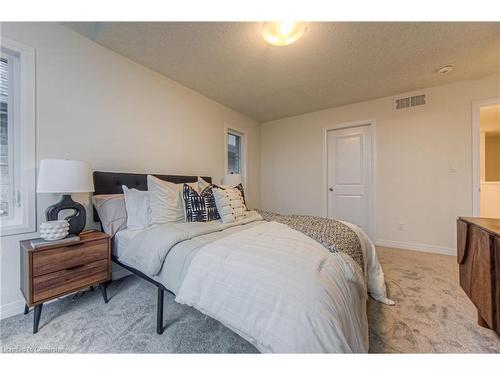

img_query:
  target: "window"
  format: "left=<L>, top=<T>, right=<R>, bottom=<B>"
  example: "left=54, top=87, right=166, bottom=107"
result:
left=227, top=131, right=241, bottom=174
left=1, top=57, right=9, bottom=217
left=0, top=38, right=36, bottom=236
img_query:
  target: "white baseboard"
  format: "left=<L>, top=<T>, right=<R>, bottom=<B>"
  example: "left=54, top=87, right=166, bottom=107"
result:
left=375, top=239, right=455, bottom=256
left=0, top=299, right=26, bottom=320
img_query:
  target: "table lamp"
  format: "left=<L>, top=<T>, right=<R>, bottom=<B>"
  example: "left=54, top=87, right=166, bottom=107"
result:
left=36, top=159, right=94, bottom=235
left=221, top=173, right=242, bottom=187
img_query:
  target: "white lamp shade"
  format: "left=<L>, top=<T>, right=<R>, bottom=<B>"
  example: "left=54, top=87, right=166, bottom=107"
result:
left=221, top=173, right=242, bottom=187
left=37, top=159, right=94, bottom=193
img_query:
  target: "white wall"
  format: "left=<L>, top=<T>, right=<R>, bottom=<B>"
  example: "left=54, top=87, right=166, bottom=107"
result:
left=480, top=130, right=486, bottom=181
left=261, top=73, right=500, bottom=255
left=0, top=23, right=260, bottom=319
left=480, top=182, right=500, bottom=218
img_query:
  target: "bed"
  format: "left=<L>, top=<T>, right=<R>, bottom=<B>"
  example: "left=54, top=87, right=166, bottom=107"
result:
left=93, top=171, right=393, bottom=353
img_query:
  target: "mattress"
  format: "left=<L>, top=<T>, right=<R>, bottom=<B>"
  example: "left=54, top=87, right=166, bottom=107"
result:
left=113, top=220, right=263, bottom=294
left=113, top=228, right=142, bottom=258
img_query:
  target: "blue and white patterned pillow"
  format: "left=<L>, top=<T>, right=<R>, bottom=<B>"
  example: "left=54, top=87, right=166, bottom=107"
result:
left=183, top=184, right=220, bottom=222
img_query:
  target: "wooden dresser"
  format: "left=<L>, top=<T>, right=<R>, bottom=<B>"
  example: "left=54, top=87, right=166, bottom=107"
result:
left=20, top=230, right=111, bottom=333
left=457, top=217, right=500, bottom=335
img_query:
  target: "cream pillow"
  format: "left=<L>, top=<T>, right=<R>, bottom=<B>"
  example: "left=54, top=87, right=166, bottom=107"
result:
left=147, top=175, right=186, bottom=224
left=212, top=186, right=247, bottom=224
left=92, top=194, right=127, bottom=236
left=122, top=186, right=150, bottom=230
left=197, top=176, right=211, bottom=192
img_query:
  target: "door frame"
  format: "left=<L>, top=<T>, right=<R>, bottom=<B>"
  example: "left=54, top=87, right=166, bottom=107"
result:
left=472, top=97, right=500, bottom=216
left=322, top=119, right=376, bottom=239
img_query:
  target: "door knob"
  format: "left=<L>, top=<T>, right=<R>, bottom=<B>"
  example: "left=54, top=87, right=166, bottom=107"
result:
left=329, top=187, right=334, bottom=192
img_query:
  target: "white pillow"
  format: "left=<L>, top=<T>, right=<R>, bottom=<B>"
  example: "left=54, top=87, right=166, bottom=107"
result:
left=197, top=176, right=211, bottom=192
left=122, top=186, right=150, bottom=230
left=92, top=194, right=127, bottom=236
left=212, top=186, right=247, bottom=224
left=147, top=175, right=189, bottom=224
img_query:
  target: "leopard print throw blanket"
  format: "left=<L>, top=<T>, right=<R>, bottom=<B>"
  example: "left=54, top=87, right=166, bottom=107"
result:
left=255, top=209, right=364, bottom=271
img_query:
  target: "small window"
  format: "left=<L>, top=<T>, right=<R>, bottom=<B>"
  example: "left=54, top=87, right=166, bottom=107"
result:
left=227, top=131, right=241, bottom=174
left=0, top=39, right=36, bottom=236
left=0, top=57, right=10, bottom=218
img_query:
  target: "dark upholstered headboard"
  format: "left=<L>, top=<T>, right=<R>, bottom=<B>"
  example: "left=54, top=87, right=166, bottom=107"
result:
left=92, top=171, right=211, bottom=222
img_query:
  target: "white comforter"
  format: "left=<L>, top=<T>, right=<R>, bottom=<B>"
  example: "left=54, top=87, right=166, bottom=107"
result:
left=175, top=220, right=391, bottom=353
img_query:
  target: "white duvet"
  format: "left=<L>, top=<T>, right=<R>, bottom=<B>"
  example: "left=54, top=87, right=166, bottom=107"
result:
left=175, top=220, right=393, bottom=353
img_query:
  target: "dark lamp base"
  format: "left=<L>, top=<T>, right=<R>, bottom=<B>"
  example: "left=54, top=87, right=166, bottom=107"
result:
left=45, top=194, right=86, bottom=235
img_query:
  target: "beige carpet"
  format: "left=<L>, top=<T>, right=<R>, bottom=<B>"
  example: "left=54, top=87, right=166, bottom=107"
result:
left=2, top=246, right=499, bottom=353
left=368, top=247, right=500, bottom=353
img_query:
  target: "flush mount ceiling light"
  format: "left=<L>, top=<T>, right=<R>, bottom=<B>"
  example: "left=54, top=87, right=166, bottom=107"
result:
left=261, top=22, right=308, bottom=46
left=437, top=65, right=454, bottom=75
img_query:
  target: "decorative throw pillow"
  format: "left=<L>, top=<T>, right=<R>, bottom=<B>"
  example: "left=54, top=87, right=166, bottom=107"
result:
left=183, top=184, right=220, bottom=222
left=212, top=186, right=248, bottom=224
left=92, top=194, right=127, bottom=236
left=210, top=181, right=248, bottom=210
left=147, top=175, right=185, bottom=224
left=122, top=186, right=150, bottom=230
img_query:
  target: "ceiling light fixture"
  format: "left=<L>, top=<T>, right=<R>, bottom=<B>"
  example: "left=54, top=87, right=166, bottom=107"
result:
left=261, top=22, right=308, bottom=46
left=437, top=65, right=454, bottom=75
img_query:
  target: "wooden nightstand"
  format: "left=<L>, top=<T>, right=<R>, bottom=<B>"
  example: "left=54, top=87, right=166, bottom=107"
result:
left=457, top=217, right=500, bottom=335
left=20, top=230, right=111, bottom=333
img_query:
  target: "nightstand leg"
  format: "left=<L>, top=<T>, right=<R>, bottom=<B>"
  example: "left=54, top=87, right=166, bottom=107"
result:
left=33, top=304, right=43, bottom=334
left=157, top=287, right=164, bottom=335
left=24, top=304, right=29, bottom=315
left=99, top=283, right=108, bottom=303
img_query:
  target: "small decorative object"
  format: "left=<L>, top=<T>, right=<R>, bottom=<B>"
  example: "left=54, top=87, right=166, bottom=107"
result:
left=39, top=220, right=69, bottom=241
left=221, top=173, right=242, bottom=187
left=36, top=159, right=95, bottom=235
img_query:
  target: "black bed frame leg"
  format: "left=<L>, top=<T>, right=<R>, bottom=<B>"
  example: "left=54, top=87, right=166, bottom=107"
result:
left=157, top=287, right=164, bottom=335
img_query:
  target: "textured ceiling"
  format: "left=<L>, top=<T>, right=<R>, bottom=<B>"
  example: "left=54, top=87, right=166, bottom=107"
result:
left=64, top=22, right=500, bottom=122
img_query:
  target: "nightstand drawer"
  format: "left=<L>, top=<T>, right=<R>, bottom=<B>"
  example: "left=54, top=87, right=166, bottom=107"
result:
left=33, top=259, right=109, bottom=303
left=32, top=239, right=108, bottom=277
left=20, top=231, right=111, bottom=333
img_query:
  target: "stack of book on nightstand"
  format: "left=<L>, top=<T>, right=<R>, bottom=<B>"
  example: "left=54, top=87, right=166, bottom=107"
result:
left=30, top=234, right=80, bottom=249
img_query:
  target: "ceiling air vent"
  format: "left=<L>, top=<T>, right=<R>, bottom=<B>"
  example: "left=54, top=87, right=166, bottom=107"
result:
left=393, top=92, right=427, bottom=111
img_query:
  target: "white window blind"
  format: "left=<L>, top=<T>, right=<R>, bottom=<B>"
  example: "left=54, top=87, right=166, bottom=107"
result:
left=0, top=38, right=36, bottom=236
left=0, top=57, right=11, bottom=218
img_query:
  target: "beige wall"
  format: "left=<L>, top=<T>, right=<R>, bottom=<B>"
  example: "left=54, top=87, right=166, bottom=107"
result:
left=261, top=73, right=500, bottom=253
left=0, top=23, right=260, bottom=318
left=485, top=135, right=500, bottom=181
left=480, top=131, right=486, bottom=181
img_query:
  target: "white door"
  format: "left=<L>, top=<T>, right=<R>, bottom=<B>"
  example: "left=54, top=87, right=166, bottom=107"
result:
left=327, top=125, right=372, bottom=236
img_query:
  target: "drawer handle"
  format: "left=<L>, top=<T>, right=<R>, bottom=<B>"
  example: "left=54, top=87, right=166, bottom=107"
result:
left=65, top=242, right=83, bottom=248
left=66, top=264, right=85, bottom=272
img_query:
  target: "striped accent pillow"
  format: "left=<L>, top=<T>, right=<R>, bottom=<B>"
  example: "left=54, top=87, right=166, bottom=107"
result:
left=182, top=184, right=220, bottom=222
